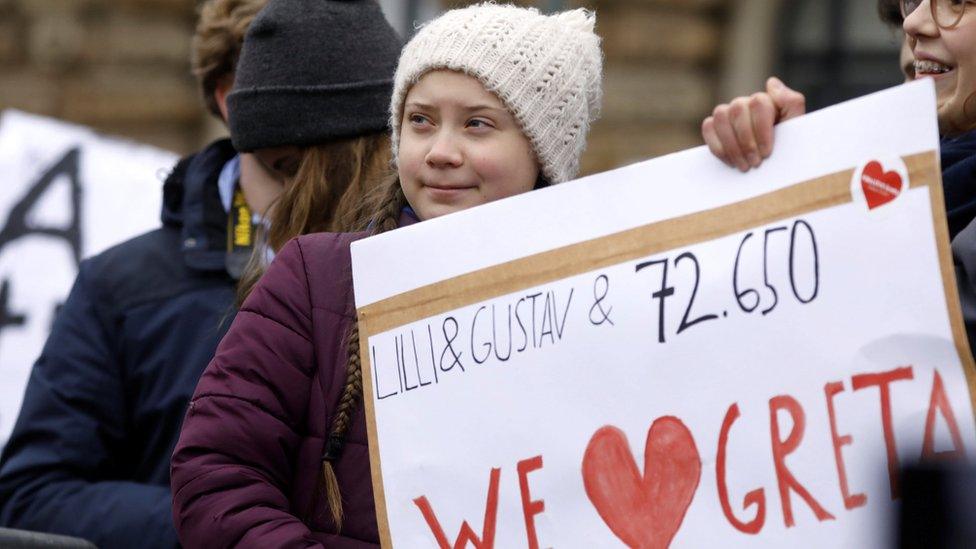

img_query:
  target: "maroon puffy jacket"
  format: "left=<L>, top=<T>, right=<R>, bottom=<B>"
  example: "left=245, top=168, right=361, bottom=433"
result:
left=171, top=231, right=379, bottom=548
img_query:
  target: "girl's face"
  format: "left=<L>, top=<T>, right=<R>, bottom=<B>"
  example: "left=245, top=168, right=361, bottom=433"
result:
left=398, top=70, right=540, bottom=220
left=904, top=1, right=976, bottom=133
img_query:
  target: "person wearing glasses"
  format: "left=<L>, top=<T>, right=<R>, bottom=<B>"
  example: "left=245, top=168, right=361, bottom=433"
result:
left=700, top=0, right=976, bottom=350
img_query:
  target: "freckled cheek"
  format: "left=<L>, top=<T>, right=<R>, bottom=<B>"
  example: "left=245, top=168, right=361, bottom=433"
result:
left=397, top=141, right=427, bottom=184
left=468, top=156, right=510, bottom=197
left=470, top=146, right=536, bottom=198
left=951, top=29, right=976, bottom=84
left=948, top=58, right=976, bottom=117
left=961, top=54, right=976, bottom=93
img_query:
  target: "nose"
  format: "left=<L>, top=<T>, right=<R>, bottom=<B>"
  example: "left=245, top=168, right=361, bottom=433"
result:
left=425, top=130, right=463, bottom=169
left=903, top=0, right=938, bottom=40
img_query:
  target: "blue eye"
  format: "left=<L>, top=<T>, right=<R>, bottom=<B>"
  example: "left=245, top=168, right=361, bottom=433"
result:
left=467, top=119, right=493, bottom=129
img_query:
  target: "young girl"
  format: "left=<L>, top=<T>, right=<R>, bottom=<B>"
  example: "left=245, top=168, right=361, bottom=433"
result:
left=170, top=4, right=603, bottom=547
left=703, top=0, right=973, bottom=193
left=701, top=0, right=976, bottom=347
left=224, top=0, right=402, bottom=303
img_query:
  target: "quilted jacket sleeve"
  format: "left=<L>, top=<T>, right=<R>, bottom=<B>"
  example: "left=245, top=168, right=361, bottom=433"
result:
left=171, top=238, right=323, bottom=549
left=0, top=261, right=177, bottom=549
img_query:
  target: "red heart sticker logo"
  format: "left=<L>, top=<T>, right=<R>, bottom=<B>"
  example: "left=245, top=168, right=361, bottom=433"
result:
left=582, top=417, right=701, bottom=549
left=860, top=160, right=903, bottom=210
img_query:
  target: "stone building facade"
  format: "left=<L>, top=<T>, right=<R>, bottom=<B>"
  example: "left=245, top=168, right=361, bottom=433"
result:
left=0, top=0, right=901, bottom=175
left=570, top=0, right=727, bottom=174
left=0, top=0, right=205, bottom=153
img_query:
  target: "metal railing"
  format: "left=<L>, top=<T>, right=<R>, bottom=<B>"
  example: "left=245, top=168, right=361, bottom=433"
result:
left=0, top=529, right=96, bottom=549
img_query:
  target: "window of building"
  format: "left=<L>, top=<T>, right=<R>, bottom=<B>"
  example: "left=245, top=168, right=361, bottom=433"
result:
left=775, top=0, right=904, bottom=111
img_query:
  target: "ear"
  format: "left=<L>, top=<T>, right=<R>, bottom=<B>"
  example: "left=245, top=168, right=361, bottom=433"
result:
left=214, top=75, right=234, bottom=123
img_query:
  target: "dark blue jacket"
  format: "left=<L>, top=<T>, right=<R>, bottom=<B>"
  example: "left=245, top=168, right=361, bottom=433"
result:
left=941, top=131, right=976, bottom=240
left=0, top=139, right=239, bottom=549
left=945, top=132, right=976, bottom=355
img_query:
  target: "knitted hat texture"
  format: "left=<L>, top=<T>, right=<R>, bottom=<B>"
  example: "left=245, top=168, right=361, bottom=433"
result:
left=390, top=3, right=603, bottom=184
left=228, top=0, right=402, bottom=151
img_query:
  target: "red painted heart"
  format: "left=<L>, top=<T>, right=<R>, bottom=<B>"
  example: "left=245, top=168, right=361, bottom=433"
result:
left=860, top=160, right=903, bottom=210
left=582, top=417, right=701, bottom=549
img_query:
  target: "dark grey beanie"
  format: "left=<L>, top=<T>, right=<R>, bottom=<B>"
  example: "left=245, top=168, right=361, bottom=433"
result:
left=228, top=0, right=402, bottom=151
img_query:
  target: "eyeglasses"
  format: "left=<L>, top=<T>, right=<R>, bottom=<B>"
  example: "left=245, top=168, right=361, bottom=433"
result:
left=901, top=0, right=970, bottom=28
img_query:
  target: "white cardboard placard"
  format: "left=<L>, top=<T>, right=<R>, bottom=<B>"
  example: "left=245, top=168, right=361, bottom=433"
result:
left=352, top=80, right=973, bottom=548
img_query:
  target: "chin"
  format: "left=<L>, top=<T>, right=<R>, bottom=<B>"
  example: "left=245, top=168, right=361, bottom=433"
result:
left=416, top=203, right=458, bottom=220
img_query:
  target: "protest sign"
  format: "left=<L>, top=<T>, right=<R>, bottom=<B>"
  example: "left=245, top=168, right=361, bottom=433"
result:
left=351, top=80, right=975, bottom=547
left=0, top=110, right=174, bottom=448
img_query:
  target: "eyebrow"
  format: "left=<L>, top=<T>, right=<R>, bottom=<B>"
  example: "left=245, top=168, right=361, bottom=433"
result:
left=405, top=101, right=507, bottom=114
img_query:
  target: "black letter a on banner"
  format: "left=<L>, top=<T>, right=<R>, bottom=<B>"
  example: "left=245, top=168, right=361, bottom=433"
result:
left=0, top=147, right=83, bottom=265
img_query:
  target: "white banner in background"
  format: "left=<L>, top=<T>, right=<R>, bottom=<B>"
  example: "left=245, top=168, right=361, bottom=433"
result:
left=0, top=110, right=175, bottom=448
left=352, top=80, right=975, bottom=548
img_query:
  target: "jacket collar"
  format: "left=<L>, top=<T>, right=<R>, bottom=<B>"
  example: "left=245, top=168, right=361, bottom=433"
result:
left=399, top=207, right=419, bottom=227
left=941, top=131, right=976, bottom=239
left=161, top=139, right=239, bottom=274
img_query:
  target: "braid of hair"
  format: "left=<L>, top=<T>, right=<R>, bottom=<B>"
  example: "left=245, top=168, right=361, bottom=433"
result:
left=367, top=177, right=408, bottom=234
left=320, top=177, right=407, bottom=532
left=319, top=323, right=361, bottom=530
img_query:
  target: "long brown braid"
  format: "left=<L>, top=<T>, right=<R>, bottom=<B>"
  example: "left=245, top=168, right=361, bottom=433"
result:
left=320, top=173, right=408, bottom=530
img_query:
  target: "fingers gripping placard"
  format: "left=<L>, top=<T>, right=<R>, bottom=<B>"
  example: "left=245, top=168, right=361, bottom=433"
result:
left=352, top=82, right=975, bottom=548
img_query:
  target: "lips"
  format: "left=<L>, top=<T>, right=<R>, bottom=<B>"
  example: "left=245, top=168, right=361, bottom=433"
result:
left=915, top=59, right=953, bottom=75
left=913, top=52, right=954, bottom=76
left=423, top=182, right=476, bottom=191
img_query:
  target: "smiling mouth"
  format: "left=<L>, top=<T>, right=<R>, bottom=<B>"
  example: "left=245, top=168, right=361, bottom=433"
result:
left=424, top=183, right=476, bottom=191
left=915, top=59, right=954, bottom=76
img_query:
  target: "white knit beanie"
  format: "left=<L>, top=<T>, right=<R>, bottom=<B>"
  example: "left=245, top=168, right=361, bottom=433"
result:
left=390, top=3, right=603, bottom=184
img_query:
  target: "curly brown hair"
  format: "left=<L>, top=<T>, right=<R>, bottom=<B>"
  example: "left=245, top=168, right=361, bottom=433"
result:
left=191, top=0, right=268, bottom=118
